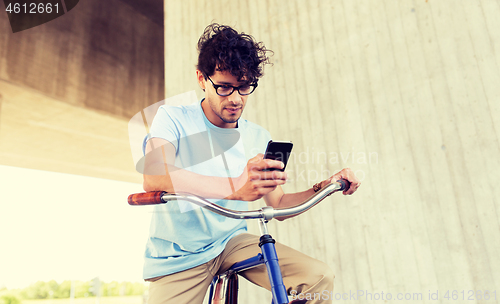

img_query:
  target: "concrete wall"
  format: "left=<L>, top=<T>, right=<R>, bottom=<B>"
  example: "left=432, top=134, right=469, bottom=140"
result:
left=0, top=0, right=164, bottom=182
left=164, top=0, right=500, bottom=303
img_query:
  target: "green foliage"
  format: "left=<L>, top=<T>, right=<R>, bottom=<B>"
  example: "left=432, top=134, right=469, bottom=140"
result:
left=97, top=281, right=147, bottom=297
left=11, top=280, right=147, bottom=300
left=78, top=281, right=91, bottom=298
left=0, top=294, right=22, bottom=304
left=20, top=281, right=50, bottom=299
left=123, top=282, right=147, bottom=296
left=53, top=281, right=71, bottom=299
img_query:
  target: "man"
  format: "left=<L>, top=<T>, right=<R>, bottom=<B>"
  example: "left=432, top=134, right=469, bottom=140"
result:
left=142, top=23, right=360, bottom=304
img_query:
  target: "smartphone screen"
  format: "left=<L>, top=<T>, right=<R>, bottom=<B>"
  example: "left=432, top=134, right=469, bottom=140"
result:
left=263, top=140, right=293, bottom=171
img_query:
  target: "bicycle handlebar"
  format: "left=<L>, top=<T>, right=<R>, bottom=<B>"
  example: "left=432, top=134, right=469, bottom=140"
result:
left=128, top=179, right=349, bottom=221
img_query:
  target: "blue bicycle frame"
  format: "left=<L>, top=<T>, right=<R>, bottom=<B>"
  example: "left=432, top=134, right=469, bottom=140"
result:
left=208, top=230, right=288, bottom=304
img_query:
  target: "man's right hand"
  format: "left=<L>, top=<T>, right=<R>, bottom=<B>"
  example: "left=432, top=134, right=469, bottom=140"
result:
left=229, top=153, right=288, bottom=201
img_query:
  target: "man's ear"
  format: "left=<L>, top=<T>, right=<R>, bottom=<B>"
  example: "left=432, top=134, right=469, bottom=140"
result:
left=196, top=70, right=206, bottom=92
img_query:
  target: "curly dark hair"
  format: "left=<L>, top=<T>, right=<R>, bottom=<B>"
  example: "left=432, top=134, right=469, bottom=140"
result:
left=196, top=23, right=272, bottom=84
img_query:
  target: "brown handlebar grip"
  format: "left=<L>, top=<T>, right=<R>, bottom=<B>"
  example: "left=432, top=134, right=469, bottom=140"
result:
left=128, top=191, right=166, bottom=205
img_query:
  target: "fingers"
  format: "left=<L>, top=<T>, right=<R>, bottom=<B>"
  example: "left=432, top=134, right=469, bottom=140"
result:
left=332, top=168, right=361, bottom=195
left=253, top=178, right=286, bottom=188
left=258, top=159, right=285, bottom=171
left=248, top=154, right=285, bottom=171
left=248, top=170, right=287, bottom=183
left=249, top=153, right=264, bottom=163
left=235, top=172, right=285, bottom=201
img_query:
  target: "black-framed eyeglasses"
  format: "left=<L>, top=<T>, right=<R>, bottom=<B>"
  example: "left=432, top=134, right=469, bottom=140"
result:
left=206, top=76, right=258, bottom=96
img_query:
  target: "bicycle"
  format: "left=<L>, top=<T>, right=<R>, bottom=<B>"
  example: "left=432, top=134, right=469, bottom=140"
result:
left=128, top=180, right=348, bottom=304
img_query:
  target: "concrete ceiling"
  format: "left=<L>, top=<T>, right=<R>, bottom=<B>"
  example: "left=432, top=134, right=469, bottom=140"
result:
left=118, top=0, right=164, bottom=26
left=0, top=0, right=164, bottom=184
left=0, top=79, right=142, bottom=184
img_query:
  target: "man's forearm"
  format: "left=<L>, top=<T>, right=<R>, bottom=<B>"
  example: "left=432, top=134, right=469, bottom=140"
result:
left=143, top=164, right=237, bottom=199
left=267, top=187, right=317, bottom=221
left=278, top=189, right=315, bottom=208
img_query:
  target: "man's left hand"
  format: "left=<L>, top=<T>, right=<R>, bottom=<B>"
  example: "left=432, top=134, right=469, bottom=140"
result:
left=323, top=168, right=361, bottom=195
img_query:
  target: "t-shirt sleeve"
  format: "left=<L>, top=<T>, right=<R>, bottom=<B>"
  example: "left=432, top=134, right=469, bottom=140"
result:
left=144, top=106, right=181, bottom=154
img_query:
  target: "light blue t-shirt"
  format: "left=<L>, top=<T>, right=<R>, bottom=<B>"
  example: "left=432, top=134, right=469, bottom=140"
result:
left=143, top=99, right=272, bottom=279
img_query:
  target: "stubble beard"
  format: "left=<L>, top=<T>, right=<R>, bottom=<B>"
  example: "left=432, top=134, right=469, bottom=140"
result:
left=219, top=111, right=240, bottom=123
left=208, top=97, right=243, bottom=124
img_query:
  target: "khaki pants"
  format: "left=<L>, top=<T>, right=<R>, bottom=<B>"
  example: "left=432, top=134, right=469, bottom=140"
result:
left=147, top=233, right=334, bottom=304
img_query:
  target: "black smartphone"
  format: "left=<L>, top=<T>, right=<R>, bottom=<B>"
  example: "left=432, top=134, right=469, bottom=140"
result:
left=263, top=140, right=293, bottom=171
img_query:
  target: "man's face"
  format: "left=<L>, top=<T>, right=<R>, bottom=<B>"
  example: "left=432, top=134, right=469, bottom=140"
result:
left=197, top=70, right=250, bottom=128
